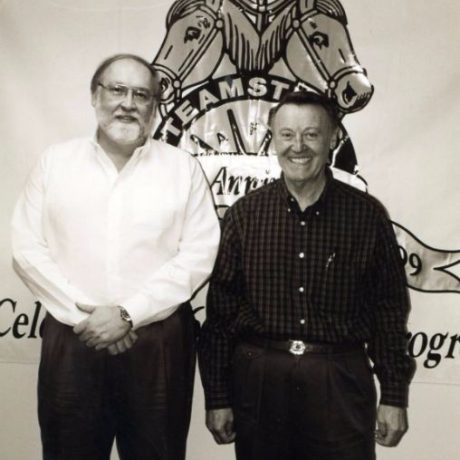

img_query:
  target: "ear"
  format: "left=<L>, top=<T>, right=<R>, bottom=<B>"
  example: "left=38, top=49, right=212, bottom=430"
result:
left=91, top=91, right=97, bottom=108
left=329, top=126, right=340, bottom=150
left=299, top=0, right=316, bottom=14
left=146, top=101, right=158, bottom=132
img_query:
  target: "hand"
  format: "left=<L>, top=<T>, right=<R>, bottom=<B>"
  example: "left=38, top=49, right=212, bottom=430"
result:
left=375, top=404, right=408, bottom=447
left=206, top=408, right=236, bottom=444
left=73, top=303, right=131, bottom=349
left=107, top=330, right=138, bottom=355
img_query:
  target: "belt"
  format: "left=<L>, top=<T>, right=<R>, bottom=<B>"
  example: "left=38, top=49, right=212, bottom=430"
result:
left=245, top=337, right=362, bottom=356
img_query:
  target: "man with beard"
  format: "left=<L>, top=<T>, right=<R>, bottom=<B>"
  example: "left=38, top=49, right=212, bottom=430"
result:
left=199, top=91, right=414, bottom=460
left=12, top=54, right=220, bottom=460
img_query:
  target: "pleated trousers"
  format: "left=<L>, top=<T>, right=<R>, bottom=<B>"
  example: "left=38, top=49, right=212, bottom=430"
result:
left=38, top=303, right=197, bottom=460
left=233, top=341, right=377, bottom=460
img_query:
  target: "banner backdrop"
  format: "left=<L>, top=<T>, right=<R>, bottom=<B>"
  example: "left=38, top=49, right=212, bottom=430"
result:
left=1, top=0, right=459, bottom=392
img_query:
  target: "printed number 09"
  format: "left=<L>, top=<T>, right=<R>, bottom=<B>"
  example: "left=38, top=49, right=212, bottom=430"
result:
left=399, top=246, right=423, bottom=276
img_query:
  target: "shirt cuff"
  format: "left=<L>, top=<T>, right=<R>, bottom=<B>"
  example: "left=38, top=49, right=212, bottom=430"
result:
left=204, top=392, right=233, bottom=411
left=379, top=383, right=410, bottom=408
left=123, top=293, right=180, bottom=329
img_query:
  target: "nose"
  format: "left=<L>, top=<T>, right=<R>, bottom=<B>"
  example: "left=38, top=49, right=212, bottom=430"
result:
left=120, top=90, right=136, bottom=109
left=335, top=72, right=374, bottom=112
left=292, top=133, right=305, bottom=152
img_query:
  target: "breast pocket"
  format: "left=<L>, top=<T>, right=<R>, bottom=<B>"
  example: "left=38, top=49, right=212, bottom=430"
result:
left=128, top=189, right=178, bottom=232
left=315, top=253, right=360, bottom=316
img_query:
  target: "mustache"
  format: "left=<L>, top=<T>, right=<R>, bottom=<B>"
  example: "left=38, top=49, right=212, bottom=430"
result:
left=113, top=112, right=139, bottom=121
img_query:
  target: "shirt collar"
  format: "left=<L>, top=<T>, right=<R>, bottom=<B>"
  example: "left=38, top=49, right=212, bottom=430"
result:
left=90, top=134, right=152, bottom=163
left=277, top=167, right=334, bottom=216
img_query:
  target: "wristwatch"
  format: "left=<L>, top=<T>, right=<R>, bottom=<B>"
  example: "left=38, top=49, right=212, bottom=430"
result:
left=118, top=305, right=133, bottom=328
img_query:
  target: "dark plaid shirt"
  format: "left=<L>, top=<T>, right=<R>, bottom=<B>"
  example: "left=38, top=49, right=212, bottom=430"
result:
left=199, top=170, right=414, bottom=410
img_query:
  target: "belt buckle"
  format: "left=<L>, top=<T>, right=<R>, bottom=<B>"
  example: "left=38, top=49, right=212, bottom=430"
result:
left=289, top=340, right=306, bottom=355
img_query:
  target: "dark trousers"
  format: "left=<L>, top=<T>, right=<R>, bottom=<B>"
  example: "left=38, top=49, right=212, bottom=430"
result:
left=232, top=342, right=377, bottom=460
left=38, top=304, right=197, bottom=460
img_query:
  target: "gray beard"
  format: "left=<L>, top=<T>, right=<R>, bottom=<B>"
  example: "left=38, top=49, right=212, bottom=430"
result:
left=107, top=121, right=144, bottom=145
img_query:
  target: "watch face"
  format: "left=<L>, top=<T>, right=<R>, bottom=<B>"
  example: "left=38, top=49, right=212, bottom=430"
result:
left=119, top=307, right=132, bottom=324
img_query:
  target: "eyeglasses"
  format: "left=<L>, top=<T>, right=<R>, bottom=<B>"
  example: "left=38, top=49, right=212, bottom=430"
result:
left=97, top=83, right=154, bottom=105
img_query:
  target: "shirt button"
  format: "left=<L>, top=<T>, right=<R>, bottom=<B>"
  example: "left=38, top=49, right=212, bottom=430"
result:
left=300, top=221, right=306, bottom=226
left=298, top=286, right=305, bottom=293
left=300, top=318, right=306, bottom=325
left=287, top=208, right=291, bottom=213
left=299, top=252, right=305, bottom=258
left=315, top=211, right=320, bottom=216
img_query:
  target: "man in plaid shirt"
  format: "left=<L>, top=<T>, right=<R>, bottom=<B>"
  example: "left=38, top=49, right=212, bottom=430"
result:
left=199, top=91, right=414, bottom=460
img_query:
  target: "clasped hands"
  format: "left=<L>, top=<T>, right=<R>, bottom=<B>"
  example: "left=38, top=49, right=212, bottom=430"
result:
left=73, top=303, right=137, bottom=355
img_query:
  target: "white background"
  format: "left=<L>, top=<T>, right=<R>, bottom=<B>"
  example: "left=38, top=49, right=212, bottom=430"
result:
left=1, top=0, right=459, bottom=458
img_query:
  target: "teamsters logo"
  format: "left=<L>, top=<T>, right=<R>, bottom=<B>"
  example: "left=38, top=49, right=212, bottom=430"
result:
left=151, top=0, right=373, bottom=205
left=151, top=0, right=459, bottom=294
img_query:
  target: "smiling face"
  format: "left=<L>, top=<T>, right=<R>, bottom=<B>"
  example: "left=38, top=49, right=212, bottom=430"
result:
left=92, top=58, right=157, bottom=151
left=271, top=103, right=338, bottom=192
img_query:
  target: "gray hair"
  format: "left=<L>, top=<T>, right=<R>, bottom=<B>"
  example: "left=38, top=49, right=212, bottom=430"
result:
left=90, top=53, right=160, bottom=99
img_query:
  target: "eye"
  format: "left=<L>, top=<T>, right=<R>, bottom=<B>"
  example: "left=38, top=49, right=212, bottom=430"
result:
left=110, top=85, right=126, bottom=97
left=280, top=132, right=293, bottom=140
left=184, top=26, right=201, bottom=43
left=197, top=16, right=211, bottom=29
left=133, top=89, right=151, bottom=103
left=309, top=32, right=329, bottom=49
left=304, top=132, right=319, bottom=140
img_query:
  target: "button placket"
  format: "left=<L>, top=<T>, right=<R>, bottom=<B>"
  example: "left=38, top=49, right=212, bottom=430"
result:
left=298, top=216, right=307, bottom=329
left=106, top=184, right=123, bottom=297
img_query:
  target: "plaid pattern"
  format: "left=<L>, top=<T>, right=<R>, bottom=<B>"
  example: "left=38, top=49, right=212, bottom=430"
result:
left=199, top=170, right=415, bottom=410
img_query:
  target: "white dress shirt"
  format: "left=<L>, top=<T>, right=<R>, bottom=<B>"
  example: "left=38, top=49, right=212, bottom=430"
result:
left=12, top=137, right=220, bottom=328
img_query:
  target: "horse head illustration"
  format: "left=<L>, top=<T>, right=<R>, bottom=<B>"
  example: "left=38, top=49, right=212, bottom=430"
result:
left=152, top=0, right=373, bottom=116
left=286, top=0, right=373, bottom=112
left=152, top=0, right=223, bottom=116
